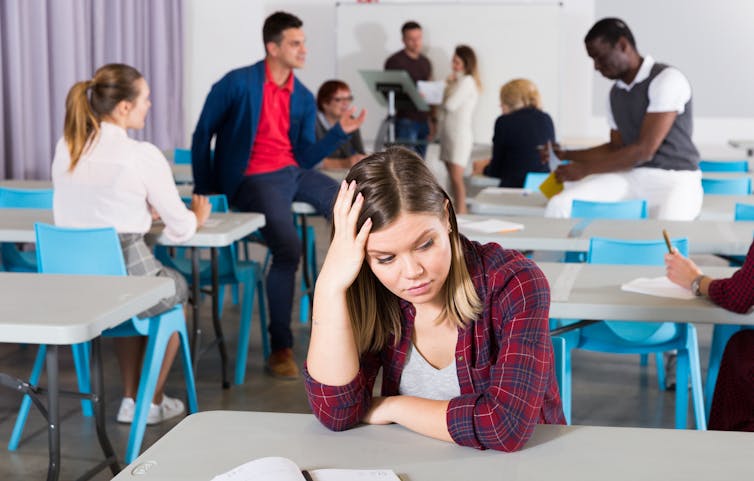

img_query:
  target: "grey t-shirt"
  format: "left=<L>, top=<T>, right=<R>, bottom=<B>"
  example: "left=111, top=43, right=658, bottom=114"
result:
left=398, top=343, right=461, bottom=400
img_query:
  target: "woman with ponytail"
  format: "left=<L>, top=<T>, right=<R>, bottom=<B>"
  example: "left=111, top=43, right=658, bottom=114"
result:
left=52, top=63, right=211, bottom=425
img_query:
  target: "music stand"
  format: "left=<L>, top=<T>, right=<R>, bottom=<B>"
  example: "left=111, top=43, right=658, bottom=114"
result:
left=359, top=70, right=429, bottom=151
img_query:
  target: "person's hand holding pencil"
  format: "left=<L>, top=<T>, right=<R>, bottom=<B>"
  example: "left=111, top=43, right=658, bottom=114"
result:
left=663, top=229, right=704, bottom=291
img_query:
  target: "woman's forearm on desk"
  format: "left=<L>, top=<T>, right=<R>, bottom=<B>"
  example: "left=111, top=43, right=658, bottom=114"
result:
left=365, top=396, right=453, bottom=443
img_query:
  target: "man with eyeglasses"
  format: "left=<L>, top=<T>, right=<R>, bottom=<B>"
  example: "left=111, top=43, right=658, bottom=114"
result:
left=192, top=11, right=365, bottom=379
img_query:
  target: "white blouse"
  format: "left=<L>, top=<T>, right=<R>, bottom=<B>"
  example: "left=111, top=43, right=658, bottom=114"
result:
left=52, top=121, right=197, bottom=243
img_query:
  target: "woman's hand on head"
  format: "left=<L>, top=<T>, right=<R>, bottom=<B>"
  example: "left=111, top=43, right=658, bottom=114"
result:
left=665, top=250, right=702, bottom=289
left=318, top=180, right=373, bottom=293
left=191, top=194, right=211, bottom=227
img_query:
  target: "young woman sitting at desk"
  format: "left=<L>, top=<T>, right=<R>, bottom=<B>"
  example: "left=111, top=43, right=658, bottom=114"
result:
left=666, top=242, right=754, bottom=431
left=52, top=63, right=211, bottom=424
left=305, top=147, right=565, bottom=452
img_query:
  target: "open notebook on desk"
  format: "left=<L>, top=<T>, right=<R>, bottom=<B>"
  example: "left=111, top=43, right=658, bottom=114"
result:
left=211, top=456, right=401, bottom=481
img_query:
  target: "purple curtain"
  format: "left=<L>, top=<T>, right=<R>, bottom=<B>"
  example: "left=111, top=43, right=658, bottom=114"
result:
left=0, top=0, right=183, bottom=180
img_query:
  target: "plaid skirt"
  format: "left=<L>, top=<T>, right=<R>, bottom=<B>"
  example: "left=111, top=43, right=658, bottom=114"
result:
left=119, top=233, right=189, bottom=319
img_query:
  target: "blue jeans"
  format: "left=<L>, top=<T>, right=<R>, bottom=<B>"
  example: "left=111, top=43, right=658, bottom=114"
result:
left=232, top=167, right=338, bottom=350
left=395, top=117, right=430, bottom=158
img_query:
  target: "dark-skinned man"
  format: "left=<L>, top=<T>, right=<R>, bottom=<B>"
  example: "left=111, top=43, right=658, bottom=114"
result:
left=545, top=18, right=702, bottom=220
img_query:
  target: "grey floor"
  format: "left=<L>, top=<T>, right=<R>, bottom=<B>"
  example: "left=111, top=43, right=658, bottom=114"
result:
left=0, top=205, right=720, bottom=480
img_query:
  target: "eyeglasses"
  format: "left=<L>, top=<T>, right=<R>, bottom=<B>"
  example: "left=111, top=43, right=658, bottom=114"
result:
left=332, top=95, right=354, bottom=103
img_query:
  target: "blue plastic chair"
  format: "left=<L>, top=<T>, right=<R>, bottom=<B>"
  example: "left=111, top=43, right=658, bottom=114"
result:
left=8, top=224, right=198, bottom=463
left=173, top=148, right=192, bottom=164
left=559, top=237, right=706, bottom=430
left=703, top=203, right=754, bottom=417
left=156, top=194, right=270, bottom=385
left=564, top=199, right=649, bottom=264
left=571, top=199, right=648, bottom=220
left=701, top=177, right=752, bottom=195
left=0, top=187, right=53, bottom=272
left=523, top=172, right=549, bottom=191
left=698, top=160, right=749, bottom=173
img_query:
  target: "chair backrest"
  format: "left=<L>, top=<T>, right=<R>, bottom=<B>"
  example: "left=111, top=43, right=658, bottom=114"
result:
left=34, top=223, right=127, bottom=276
left=523, top=172, right=549, bottom=191
left=587, top=236, right=689, bottom=343
left=0, top=188, right=53, bottom=209
left=699, top=160, right=749, bottom=173
left=701, top=177, right=752, bottom=195
left=587, top=237, right=689, bottom=266
left=571, top=199, right=648, bottom=219
left=734, top=203, right=754, bottom=221
left=173, top=148, right=191, bottom=165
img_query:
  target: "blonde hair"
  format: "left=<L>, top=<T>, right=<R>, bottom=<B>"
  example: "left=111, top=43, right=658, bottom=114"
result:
left=63, top=63, right=142, bottom=170
left=500, top=78, right=542, bottom=112
left=342, top=147, right=482, bottom=354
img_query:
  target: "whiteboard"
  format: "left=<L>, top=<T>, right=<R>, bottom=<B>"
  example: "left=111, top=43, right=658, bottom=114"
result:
left=593, top=0, right=754, bottom=118
left=336, top=2, right=562, bottom=144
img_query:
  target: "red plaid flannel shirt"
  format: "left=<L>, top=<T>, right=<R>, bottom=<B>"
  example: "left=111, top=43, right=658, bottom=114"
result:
left=709, top=241, right=754, bottom=313
left=304, top=237, right=566, bottom=452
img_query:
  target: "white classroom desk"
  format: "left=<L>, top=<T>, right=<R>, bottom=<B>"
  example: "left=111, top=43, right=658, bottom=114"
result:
left=469, top=187, right=754, bottom=221
left=171, top=164, right=348, bottom=185
left=539, top=263, right=752, bottom=325
left=459, top=214, right=754, bottom=256
left=114, top=410, right=754, bottom=481
left=729, top=139, right=754, bottom=157
left=0, top=208, right=266, bottom=388
left=0, top=273, right=173, bottom=481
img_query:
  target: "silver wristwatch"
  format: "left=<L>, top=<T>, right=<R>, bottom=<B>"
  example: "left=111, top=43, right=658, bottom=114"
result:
left=691, top=275, right=705, bottom=297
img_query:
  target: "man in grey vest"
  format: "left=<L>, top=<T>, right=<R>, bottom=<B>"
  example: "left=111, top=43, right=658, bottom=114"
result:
left=545, top=17, right=703, bottom=220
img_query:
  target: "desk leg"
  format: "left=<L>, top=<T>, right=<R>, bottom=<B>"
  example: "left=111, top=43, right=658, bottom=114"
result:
left=190, top=246, right=201, bottom=367
left=210, top=247, right=230, bottom=389
left=91, top=338, right=120, bottom=475
left=45, top=345, right=60, bottom=481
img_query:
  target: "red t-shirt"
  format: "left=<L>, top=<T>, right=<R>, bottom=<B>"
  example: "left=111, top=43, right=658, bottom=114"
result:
left=245, top=61, right=298, bottom=175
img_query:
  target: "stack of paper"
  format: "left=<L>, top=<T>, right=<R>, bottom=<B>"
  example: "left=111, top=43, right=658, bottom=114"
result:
left=621, top=276, right=695, bottom=300
left=461, top=218, right=524, bottom=234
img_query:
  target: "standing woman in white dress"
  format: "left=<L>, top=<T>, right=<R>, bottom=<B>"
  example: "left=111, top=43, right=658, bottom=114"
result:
left=439, top=45, right=480, bottom=214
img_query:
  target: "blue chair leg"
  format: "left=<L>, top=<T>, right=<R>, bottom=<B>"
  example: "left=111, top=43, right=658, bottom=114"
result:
left=174, top=311, right=198, bottom=415
left=674, top=348, right=690, bottom=429
left=640, top=354, right=648, bottom=366
left=234, top=270, right=255, bottom=385
left=687, top=326, right=706, bottom=430
left=8, top=345, right=47, bottom=450
left=705, top=324, right=741, bottom=418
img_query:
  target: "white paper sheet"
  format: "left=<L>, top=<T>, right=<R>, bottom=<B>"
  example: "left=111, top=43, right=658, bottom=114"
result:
left=620, top=276, right=695, bottom=300
left=210, top=457, right=401, bottom=481
left=417, top=80, right=445, bottom=105
left=463, top=218, right=524, bottom=233
left=480, top=187, right=529, bottom=195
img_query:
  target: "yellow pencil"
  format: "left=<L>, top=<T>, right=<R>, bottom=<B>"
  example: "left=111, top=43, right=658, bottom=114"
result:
left=662, top=229, right=673, bottom=253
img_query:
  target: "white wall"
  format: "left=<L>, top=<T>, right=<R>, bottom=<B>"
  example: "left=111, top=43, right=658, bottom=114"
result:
left=183, top=0, right=751, bottom=155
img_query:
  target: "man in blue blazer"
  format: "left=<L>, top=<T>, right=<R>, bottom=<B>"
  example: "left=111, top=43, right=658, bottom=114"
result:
left=192, top=11, right=365, bottom=379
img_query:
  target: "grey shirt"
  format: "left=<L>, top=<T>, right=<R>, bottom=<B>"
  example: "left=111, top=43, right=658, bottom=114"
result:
left=398, top=343, right=461, bottom=400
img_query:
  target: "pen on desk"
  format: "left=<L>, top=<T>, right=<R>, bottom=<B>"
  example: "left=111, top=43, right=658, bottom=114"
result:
left=662, top=229, right=674, bottom=254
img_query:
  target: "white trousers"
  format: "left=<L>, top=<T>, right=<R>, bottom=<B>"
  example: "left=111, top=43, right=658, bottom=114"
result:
left=544, top=168, right=703, bottom=220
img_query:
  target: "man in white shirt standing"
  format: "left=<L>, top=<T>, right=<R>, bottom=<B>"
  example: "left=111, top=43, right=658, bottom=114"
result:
left=545, top=17, right=703, bottom=220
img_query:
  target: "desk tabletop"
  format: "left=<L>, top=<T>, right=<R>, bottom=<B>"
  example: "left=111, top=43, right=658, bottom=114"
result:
left=540, top=262, right=754, bottom=325
left=115, top=410, right=754, bottom=481
left=470, top=187, right=754, bottom=221
left=0, top=209, right=265, bottom=247
left=171, top=165, right=347, bottom=186
left=458, top=213, right=754, bottom=255
left=0, top=273, right=173, bottom=344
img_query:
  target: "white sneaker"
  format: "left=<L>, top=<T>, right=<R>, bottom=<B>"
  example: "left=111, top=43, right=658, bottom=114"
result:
left=153, top=395, right=185, bottom=424
left=116, top=397, right=137, bottom=424
left=116, top=395, right=185, bottom=425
